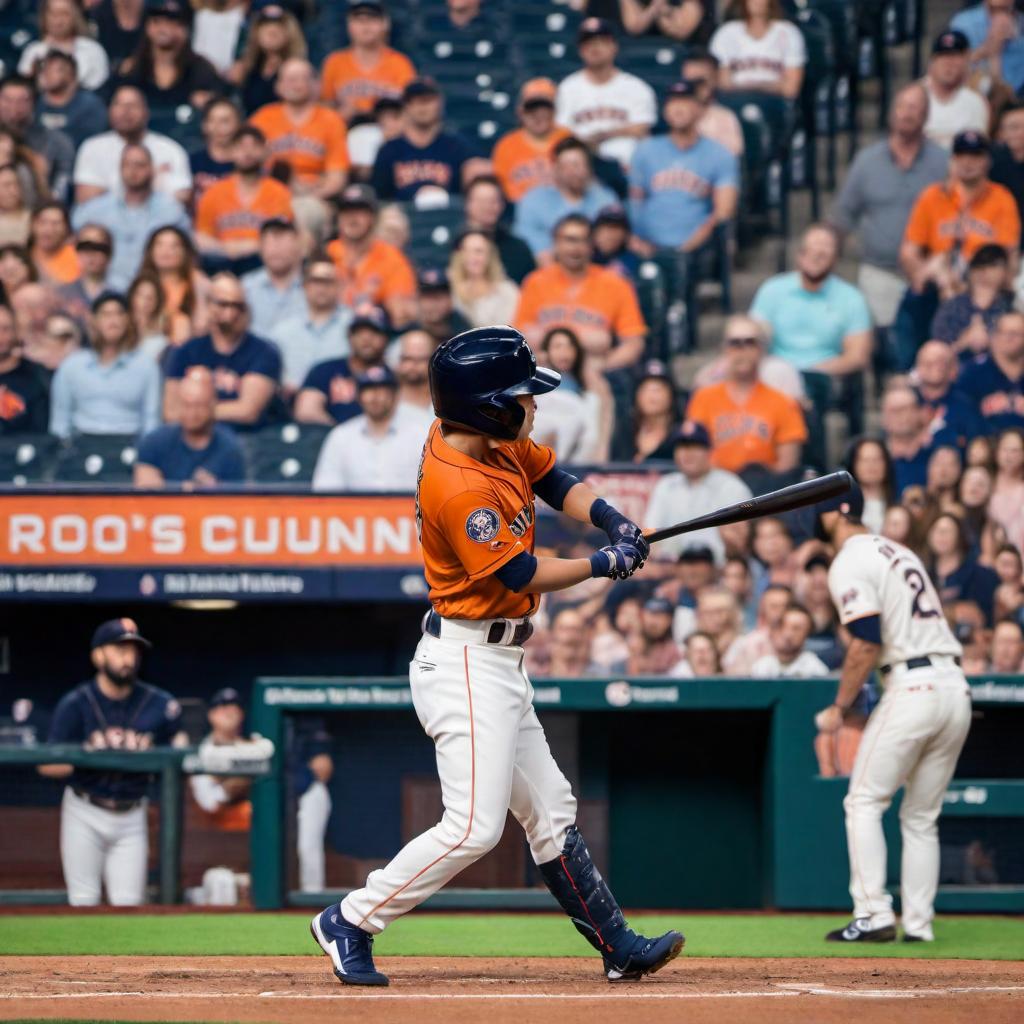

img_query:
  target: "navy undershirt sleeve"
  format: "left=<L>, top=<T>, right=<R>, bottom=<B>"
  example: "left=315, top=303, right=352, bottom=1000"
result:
left=495, top=551, right=538, bottom=592
left=847, top=614, right=882, bottom=645
left=533, top=465, right=579, bottom=510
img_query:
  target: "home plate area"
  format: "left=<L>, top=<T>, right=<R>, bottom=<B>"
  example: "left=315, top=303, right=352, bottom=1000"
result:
left=2, top=956, right=1023, bottom=1024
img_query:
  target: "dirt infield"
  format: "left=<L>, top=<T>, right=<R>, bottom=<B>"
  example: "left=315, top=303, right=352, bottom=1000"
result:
left=2, top=956, right=1023, bottom=1024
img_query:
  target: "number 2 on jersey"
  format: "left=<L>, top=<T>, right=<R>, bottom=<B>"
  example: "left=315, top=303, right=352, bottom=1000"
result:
left=904, top=567, right=940, bottom=619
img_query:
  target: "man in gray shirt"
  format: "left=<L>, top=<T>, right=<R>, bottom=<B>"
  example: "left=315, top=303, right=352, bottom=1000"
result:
left=831, top=83, right=948, bottom=328
left=0, top=73, right=74, bottom=200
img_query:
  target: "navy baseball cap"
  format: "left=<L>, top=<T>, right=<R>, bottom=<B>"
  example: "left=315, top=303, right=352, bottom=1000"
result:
left=91, top=618, right=152, bottom=650
left=643, top=596, right=675, bottom=615
left=402, top=77, right=441, bottom=103
left=672, top=420, right=711, bottom=448
left=350, top=304, right=390, bottom=333
left=594, top=203, right=630, bottom=229
left=953, top=130, right=990, bottom=155
left=145, top=0, right=192, bottom=23
left=814, top=475, right=863, bottom=522
left=933, top=29, right=969, bottom=55
left=355, top=364, right=399, bottom=390
left=209, top=687, right=243, bottom=709
left=337, top=182, right=378, bottom=212
left=417, top=267, right=450, bottom=292
left=252, top=0, right=288, bottom=20
left=665, top=79, right=700, bottom=101
left=678, top=545, right=715, bottom=564
left=348, top=0, right=385, bottom=14
left=578, top=16, right=615, bottom=43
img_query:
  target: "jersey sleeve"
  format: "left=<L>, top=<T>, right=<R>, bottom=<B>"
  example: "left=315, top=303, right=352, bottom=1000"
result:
left=152, top=693, right=183, bottom=745
left=995, top=189, right=1021, bottom=250
left=194, top=185, right=220, bottom=236
left=775, top=393, right=808, bottom=444
left=324, top=112, right=351, bottom=173
left=248, top=340, right=283, bottom=380
left=437, top=491, right=527, bottom=581
left=903, top=189, right=934, bottom=248
left=512, top=273, right=541, bottom=331
left=47, top=689, right=85, bottom=742
left=828, top=554, right=881, bottom=626
left=511, top=438, right=556, bottom=482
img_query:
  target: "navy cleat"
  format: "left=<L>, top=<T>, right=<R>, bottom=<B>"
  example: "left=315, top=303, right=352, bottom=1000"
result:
left=310, top=906, right=389, bottom=986
left=603, top=929, right=686, bottom=982
left=825, top=918, right=897, bottom=943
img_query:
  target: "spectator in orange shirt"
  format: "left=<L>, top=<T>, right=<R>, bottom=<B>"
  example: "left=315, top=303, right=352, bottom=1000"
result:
left=320, top=0, right=416, bottom=123
left=514, top=212, right=647, bottom=370
left=902, top=130, right=1021, bottom=300
left=195, top=125, right=294, bottom=264
left=686, top=313, right=807, bottom=473
left=492, top=78, right=570, bottom=203
left=326, top=182, right=416, bottom=328
left=250, top=58, right=350, bottom=242
left=29, top=202, right=78, bottom=286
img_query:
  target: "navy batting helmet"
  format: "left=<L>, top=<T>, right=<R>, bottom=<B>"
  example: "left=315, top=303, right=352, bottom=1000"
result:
left=813, top=478, right=864, bottom=540
left=429, top=326, right=560, bottom=440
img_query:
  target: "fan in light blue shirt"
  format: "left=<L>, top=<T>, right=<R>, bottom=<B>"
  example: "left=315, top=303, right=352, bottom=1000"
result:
left=629, top=81, right=739, bottom=250
left=951, top=3, right=1024, bottom=93
left=513, top=137, right=617, bottom=257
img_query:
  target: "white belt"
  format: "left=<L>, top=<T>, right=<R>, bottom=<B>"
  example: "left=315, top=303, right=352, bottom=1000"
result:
left=423, top=609, right=532, bottom=646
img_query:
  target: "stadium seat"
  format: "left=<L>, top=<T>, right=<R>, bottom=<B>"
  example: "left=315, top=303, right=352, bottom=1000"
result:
left=402, top=196, right=464, bottom=269
left=242, top=423, right=333, bottom=484
left=0, top=433, right=59, bottom=485
left=634, top=260, right=667, bottom=361
left=53, top=435, right=140, bottom=485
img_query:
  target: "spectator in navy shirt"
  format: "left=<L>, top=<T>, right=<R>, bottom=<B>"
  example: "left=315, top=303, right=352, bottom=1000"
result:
left=295, top=304, right=390, bottom=425
left=135, top=366, right=246, bottom=487
left=189, top=97, right=241, bottom=204
left=930, top=244, right=1014, bottom=359
left=913, top=339, right=985, bottom=446
left=372, top=77, right=478, bottom=201
left=882, top=382, right=956, bottom=495
left=957, top=310, right=1024, bottom=433
left=0, top=302, right=49, bottom=434
left=34, top=49, right=108, bottom=151
left=164, top=272, right=281, bottom=430
left=591, top=203, right=640, bottom=281
left=927, top=511, right=1000, bottom=625
left=991, top=100, right=1024, bottom=234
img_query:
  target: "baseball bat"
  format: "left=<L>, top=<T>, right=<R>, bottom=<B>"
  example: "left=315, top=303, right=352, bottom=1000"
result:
left=644, top=470, right=853, bottom=545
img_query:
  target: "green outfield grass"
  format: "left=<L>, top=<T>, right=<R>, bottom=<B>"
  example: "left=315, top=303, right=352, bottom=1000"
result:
left=1, top=913, right=1021, bottom=959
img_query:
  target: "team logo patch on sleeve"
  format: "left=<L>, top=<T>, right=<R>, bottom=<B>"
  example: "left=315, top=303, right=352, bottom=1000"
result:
left=466, top=507, right=501, bottom=543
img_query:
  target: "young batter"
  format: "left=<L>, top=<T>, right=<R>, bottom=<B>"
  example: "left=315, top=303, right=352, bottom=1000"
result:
left=814, top=487, right=972, bottom=942
left=311, top=326, right=684, bottom=985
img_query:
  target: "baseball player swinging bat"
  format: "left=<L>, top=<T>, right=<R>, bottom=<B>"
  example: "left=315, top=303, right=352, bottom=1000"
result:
left=644, top=470, right=853, bottom=545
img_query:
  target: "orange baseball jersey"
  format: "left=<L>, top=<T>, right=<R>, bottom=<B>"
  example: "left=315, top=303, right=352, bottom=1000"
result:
left=249, top=103, right=351, bottom=184
left=686, top=380, right=807, bottom=472
left=195, top=175, right=294, bottom=243
left=416, top=419, right=555, bottom=620
left=492, top=127, right=571, bottom=202
left=320, top=47, right=416, bottom=117
left=514, top=263, right=647, bottom=339
left=903, top=180, right=1021, bottom=260
left=326, top=236, right=416, bottom=308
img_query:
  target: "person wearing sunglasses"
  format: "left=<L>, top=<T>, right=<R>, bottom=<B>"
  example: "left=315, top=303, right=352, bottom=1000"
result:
left=56, top=225, right=115, bottom=325
left=686, top=313, right=806, bottom=474
left=163, top=271, right=281, bottom=431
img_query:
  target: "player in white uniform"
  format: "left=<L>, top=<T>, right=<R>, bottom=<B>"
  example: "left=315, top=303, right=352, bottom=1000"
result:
left=813, top=488, right=972, bottom=942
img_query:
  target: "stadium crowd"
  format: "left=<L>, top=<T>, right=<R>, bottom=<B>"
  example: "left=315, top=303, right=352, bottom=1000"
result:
left=1, top=0, right=1024, bottom=690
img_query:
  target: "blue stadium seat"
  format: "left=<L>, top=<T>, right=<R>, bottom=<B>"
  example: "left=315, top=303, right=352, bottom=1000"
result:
left=53, top=435, right=139, bottom=485
left=403, top=196, right=464, bottom=269
left=243, top=423, right=332, bottom=485
left=0, top=433, right=59, bottom=485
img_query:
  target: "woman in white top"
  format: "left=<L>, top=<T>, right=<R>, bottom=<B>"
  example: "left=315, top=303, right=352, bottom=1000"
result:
left=448, top=229, right=520, bottom=329
left=709, top=0, right=806, bottom=100
left=533, top=326, right=613, bottom=463
left=19, top=0, right=111, bottom=91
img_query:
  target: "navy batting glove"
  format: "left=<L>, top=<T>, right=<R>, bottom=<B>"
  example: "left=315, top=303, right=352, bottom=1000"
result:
left=590, top=498, right=651, bottom=562
left=589, top=542, right=645, bottom=580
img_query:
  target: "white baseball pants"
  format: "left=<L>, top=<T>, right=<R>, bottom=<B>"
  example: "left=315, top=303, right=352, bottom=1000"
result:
left=297, top=780, right=332, bottom=892
left=60, top=786, right=148, bottom=906
left=843, top=669, right=972, bottom=938
left=341, top=631, right=577, bottom=933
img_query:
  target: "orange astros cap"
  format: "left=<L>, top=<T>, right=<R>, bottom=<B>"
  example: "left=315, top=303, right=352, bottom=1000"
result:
left=519, top=78, right=557, bottom=108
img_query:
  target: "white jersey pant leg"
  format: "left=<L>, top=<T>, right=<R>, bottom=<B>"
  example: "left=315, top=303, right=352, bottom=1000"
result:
left=899, top=681, right=972, bottom=939
left=297, top=781, right=332, bottom=892
left=60, top=787, right=109, bottom=906
left=341, top=634, right=527, bottom=934
left=843, top=686, right=936, bottom=929
left=103, top=800, right=148, bottom=906
left=508, top=666, right=577, bottom=865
